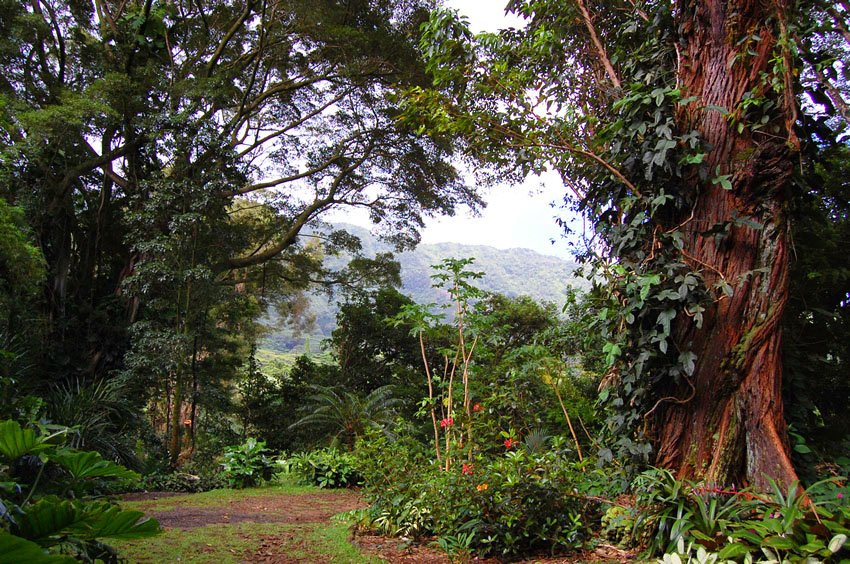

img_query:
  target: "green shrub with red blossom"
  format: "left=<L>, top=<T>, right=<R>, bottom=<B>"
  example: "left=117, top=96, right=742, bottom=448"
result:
left=353, top=428, right=612, bottom=558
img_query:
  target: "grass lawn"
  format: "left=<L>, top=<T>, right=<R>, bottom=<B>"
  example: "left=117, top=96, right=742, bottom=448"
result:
left=113, top=481, right=381, bottom=563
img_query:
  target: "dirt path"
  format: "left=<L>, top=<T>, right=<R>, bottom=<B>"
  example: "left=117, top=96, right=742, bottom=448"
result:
left=125, top=490, right=365, bottom=530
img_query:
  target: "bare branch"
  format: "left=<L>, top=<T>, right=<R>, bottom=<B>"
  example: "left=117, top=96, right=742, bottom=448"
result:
left=225, top=142, right=376, bottom=268
left=233, top=157, right=342, bottom=196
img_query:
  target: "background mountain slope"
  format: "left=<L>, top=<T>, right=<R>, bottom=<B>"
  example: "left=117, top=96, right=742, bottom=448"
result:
left=262, top=224, right=587, bottom=352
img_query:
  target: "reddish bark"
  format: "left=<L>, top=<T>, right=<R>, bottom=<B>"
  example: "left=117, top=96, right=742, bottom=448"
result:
left=651, top=0, right=799, bottom=490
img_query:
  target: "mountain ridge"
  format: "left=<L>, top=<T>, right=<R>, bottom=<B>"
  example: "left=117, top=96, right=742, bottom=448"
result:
left=262, top=224, right=587, bottom=352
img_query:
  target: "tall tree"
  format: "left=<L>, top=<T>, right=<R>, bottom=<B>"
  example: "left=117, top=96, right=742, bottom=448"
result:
left=407, top=1, right=850, bottom=488
left=0, top=0, right=480, bottom=463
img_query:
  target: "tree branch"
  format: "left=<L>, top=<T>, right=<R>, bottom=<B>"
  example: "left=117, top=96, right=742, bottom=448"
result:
left=575, top=0, right=621, bottom=89
left=224, top=142, right=375, bottom=268
left=205, top=1, right=256, bottom=78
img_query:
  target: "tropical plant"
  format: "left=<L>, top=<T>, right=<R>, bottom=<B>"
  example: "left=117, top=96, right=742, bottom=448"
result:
left=289, top=385, right=400, bottom=450
left=0, top=420, right=160, bottom=562
left=285, top=448, right=361, bottom=489
left=221, top=438, right=276, bottom=489
left=44, top=378, right=139, bottom=470
left=631, top=467, right=850, bottom=561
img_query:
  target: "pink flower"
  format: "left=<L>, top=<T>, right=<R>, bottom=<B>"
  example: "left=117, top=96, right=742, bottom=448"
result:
left=462, top=463, right=474, bottom=475
left=440, top=417, right=454, bottom=428
left=839, top=493, right=845, bottom=500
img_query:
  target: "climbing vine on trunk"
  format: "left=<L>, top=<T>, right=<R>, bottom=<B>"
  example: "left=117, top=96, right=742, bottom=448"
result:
left=403, top=0, right=850, bottom=490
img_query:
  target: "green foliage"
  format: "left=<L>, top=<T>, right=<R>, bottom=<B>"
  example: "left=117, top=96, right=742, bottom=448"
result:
left=221, top=438, right=276, bottom=489
left=783, top=142, right=850, bottom=476
left=289, top=385, right=401, bottom=450
left=0, top=420, right=160, bottom=562
left=631, top=468, right=850, bottom=561
left=353, top=429, right=601, bottom=558
left=0, top=420, right=55, bottom=461
left=237, top=351, right=314, bottom=453
left=1, top=0, right=479, bottom=471
left=0, top=198, right=46, bottom=422
left=49, top=450, right=138, bottom=483
left=0, top=533, right=75, bottom=564
left=138, top=471, right=229, bottom=494
left=407, top=0, right=850, bottom=491
left=45, top=378, right=139, bottom=470
left=331, top=287, right=423, bottom=395
left=0, top=197, right=45, bottom=299
left=285, top=448, right=361, bottom=489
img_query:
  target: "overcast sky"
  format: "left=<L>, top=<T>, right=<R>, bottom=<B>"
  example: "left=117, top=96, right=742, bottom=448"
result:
left=417, top=1, right=577, bottom=259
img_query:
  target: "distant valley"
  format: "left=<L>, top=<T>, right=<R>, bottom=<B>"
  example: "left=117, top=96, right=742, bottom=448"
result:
left=262, top=224, right=587, bottom=352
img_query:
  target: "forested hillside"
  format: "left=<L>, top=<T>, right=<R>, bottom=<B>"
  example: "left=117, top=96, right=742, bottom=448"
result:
left=263, top=223, right=586, bottom=351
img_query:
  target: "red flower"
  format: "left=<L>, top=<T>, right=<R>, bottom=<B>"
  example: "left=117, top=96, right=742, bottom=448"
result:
left=462, top=463, right=474, bottom=475
left=440, top=417, right=454, bottom=428
left=473, top=403, right=482, bottom=412
left=503, top=438, right=515, bottom=449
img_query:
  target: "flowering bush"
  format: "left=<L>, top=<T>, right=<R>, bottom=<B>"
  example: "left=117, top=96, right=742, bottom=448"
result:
left=354, top=430, right=598, bottom=558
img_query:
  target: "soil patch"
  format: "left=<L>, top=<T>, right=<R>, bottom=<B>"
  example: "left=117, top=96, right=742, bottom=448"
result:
left=137, top=490, right=365, bottom=530
left=355, top=533, right=450, bottom=563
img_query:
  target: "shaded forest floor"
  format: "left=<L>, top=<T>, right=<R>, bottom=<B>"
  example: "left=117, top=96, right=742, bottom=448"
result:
left=114, top=485, right=634, bottom=563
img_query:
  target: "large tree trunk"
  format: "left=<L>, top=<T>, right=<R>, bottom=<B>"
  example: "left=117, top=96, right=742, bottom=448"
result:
left=651, top=0, right=799, bottom=490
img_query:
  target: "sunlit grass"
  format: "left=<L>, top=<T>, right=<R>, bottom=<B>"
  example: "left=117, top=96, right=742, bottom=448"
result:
left=114, top=519, right=382, bottom=564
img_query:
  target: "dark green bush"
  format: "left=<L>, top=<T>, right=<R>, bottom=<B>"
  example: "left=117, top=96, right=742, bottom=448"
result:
left=138, top=471, right=229, bottom=493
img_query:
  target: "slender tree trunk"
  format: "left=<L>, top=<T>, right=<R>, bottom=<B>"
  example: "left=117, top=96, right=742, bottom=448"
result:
left=651, top=0, right=799, bottom=490
left=189, top=336, right=199, bottom=453
left=419, top=332, right=442, bottom=462
left=169, top=370, right=183, bottom=467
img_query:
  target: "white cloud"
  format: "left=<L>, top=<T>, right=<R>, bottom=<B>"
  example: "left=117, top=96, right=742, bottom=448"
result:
left=421, top=172, right=575, bottom=258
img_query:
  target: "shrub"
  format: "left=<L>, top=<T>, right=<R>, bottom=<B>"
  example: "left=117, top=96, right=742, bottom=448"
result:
left=286, top=448, right=361, bottom=488
left=221, top=438, right=276, bottom=488
left=138, top=471, right=229, bottom=493
left=0, top=419, right=161, bottom=562
left=354, top=430, right=596, bottom=558
left=632, top=467, right=850, bottom=562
